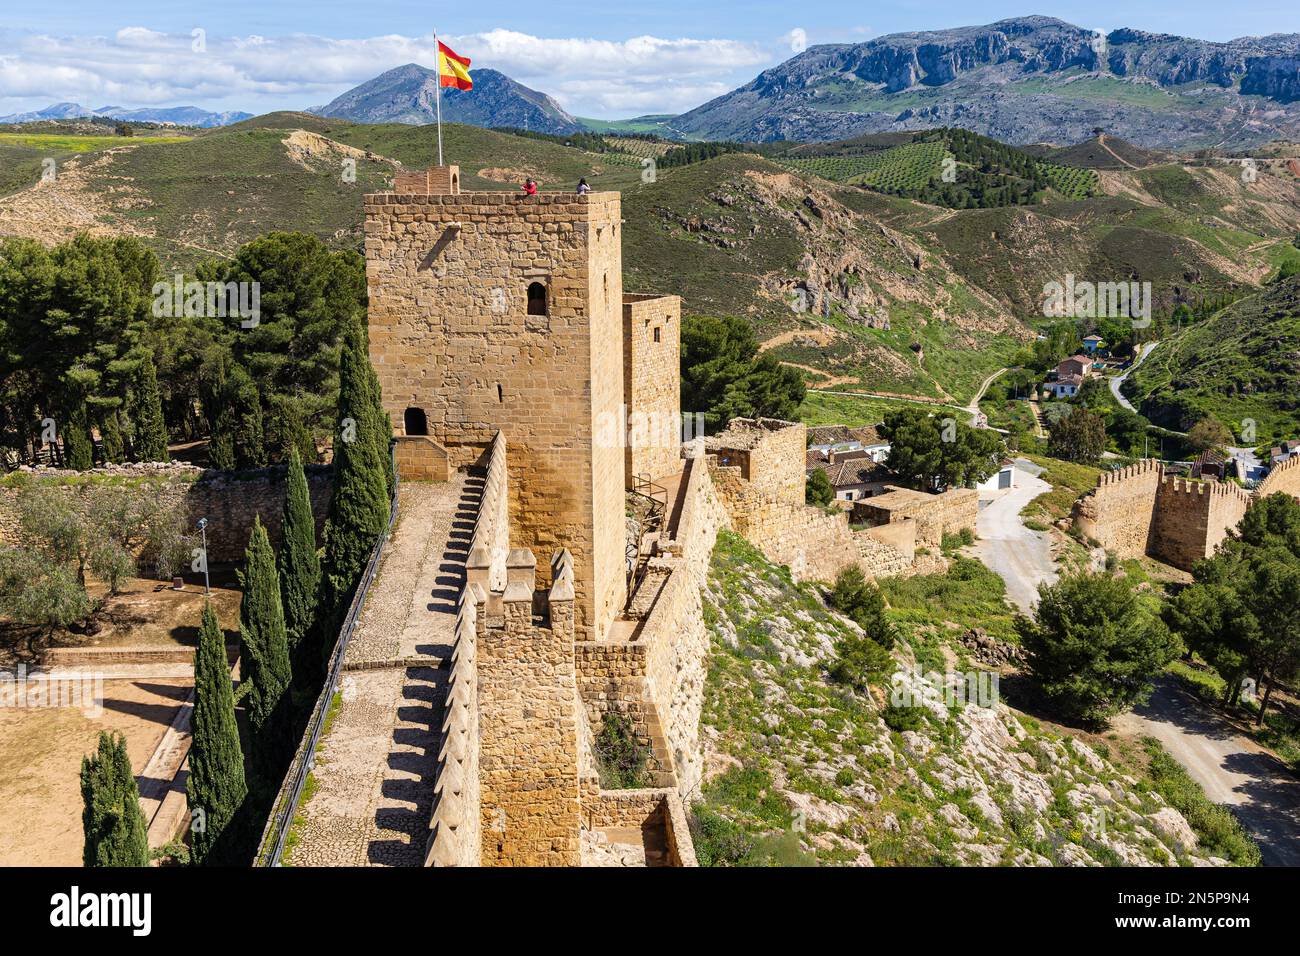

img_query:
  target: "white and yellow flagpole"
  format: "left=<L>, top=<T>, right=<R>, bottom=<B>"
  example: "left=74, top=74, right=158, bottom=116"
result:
left=433, top=28, right=444, bottom=166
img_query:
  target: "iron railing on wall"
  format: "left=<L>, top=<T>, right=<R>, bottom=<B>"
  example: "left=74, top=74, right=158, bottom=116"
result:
left=253, top=446, right=400, bottom=866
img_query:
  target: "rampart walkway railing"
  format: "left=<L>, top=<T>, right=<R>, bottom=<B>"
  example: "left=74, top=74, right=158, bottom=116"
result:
left=254, top=445, right=400, bottom=866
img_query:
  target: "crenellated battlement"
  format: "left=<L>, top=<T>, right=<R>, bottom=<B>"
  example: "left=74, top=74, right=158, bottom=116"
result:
left=1257, top=453, right=1300, bottom=499
left=1074, top=455, right=1291, bottom=571
left=1095, top=458, right=1163, bottom=488
left=1160, top=475, right=1254, bottom=504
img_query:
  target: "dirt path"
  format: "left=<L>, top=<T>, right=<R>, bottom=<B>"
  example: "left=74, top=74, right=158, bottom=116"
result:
left=966, top=366, right=1010, bottom=424
left=810, top=387, right=966, bottom=414
left=1098, top=134, right=1140, bottom=170
left=1115, top=679, right=1300, bottom=866
left=287, top=476, right=473, bottom=867
left=779, top=360, right=859, bottom=389
left=969, top=464, right=1057, bottom=613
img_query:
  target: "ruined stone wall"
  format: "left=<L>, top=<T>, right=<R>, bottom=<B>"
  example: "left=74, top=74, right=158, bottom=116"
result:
left=0, top=463, right=331, bottom=564
left=1071, top=460, right=1161, bottom=558
left=622, top=294, right=682, bottom=485
left=852, top=486, right=978, bottom=548
left=574, top=453, right=727, bottom=798
left=708, top=459, right=911, bottom=583
left=710, top=418, right=807, bottom=505
left=637, top=453, right=726, bottom=798
left=364, top=186, right=625, bottom=640
left=1151, top=477, right=1252, bottom=570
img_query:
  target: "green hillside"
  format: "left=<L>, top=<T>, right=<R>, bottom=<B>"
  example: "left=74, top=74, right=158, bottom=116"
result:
left=771, top=129, right=1099, bottom=207
left=620, top=152, right=1025, bottom=402
left=1124, top=276, right=1300, bottom=442
left=3, top=113, right=1297, bottom=413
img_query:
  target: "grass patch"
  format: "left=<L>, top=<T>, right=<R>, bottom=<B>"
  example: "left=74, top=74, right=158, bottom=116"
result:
left=879, top=556, right=1019, bottom=644
left=1020, top=454, right=1102, bottom=523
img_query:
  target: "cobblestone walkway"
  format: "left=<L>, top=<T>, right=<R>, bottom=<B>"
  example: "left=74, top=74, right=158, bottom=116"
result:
left=288, top=476, right=478, bottom=866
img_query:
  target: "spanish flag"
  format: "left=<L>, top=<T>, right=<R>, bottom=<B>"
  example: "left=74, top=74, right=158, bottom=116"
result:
left=438, top=41, right=472, bottom=91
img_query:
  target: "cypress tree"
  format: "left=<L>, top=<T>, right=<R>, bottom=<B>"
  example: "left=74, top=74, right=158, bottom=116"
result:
left=187, top=602, right=246, bottom=865
left=237, top=516, right=292, bottom=766
left=63, top=400, right=94, bottom=470
left=363, top=354, right=394, bottom=501
left=318, top=327, right=390, bottom=635
left=81, top=731, right=149, bottom=867
left=131, top=352, right=170, bottom=462
left=277, top=446, right=320, bottom=650
left=99, top=409, right=126, bottom=464
left=211, top=368, right=265, bottom=470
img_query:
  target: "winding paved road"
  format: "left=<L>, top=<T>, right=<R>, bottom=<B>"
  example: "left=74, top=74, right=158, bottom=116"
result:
left=970, top=450, right=1300, bottom=864
left=1109, top=341, right=1159, bottom=413
left=1115, top=679, right=1300, bottom=867
left=969, top=461, right=1057, bottom=613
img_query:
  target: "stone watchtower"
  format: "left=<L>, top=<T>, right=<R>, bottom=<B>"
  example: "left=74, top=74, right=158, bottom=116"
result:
left=364, top=166, right=627, bottom=640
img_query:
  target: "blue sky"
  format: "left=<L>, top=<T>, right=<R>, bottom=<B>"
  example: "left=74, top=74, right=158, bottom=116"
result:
left=3, top=2, right=1299, bottom=118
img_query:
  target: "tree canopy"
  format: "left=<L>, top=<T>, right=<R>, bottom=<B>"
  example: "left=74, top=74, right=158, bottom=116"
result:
left=1020, top=572, right=1180, bottom=726
left=1166, top=494, right=1300, bottom=723
left=880, top=407, right=1004, bottom=491
left=681, top=315, right=805, bottom=432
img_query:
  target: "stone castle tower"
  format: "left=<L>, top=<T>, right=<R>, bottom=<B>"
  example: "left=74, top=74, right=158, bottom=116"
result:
left=363, top=166, right=679, bottom=641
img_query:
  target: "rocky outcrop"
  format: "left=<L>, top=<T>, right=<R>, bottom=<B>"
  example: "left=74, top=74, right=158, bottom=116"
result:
left=698, top=533, right=1234, bottom=867
left=1242, top=56, right=1300, bottom=103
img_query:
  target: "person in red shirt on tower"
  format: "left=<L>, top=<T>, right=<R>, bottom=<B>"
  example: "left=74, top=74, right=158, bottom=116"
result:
left=522, top=177, right=538, bottom=196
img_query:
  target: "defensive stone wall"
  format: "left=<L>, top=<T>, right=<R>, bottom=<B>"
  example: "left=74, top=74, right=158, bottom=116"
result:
left=1152, top=476, right=1252, bottom=569
left=622, top=293, right=682, bottom=485
left=1073, top=458, right=1289, bottom=571
left=1257, top=455, right=1300, bottom=499
left=425, top=434, right=698, bottom=866
left=1071, top=459, right=1161, bottom=559
left=0, top=462, right=331, bottom=564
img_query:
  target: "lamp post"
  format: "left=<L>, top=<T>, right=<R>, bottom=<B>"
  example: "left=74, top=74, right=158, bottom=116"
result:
left=197, top=517, right=210, bottom=597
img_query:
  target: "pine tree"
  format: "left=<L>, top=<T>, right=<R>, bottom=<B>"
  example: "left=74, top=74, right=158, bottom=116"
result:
left=187, top=602, right=247, bottom=865
left=63, top=400, right=94, bottom=470
left=237, top=516, right=292, bottom=771
left=278, top=446, right=320, bottom=650
left=317, top=327, right=390, bottom=637
left=81, top=731, right=150, bottom=866
left=131, top=351, right=170, bottom=462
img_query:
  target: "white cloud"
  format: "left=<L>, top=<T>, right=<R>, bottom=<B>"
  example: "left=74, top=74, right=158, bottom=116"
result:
left=0, top=27, right=774, bottom=118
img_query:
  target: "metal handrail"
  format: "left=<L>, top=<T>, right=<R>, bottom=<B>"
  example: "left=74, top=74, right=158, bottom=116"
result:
left=254, top=443, right=400, bottom=866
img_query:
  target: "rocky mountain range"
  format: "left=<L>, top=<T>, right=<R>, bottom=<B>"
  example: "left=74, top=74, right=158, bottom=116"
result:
left=0, top=102, right=251, bottom=128
left=673, top=16, right=1300, bottom=147
left=315, top=64, right=584, bottom=134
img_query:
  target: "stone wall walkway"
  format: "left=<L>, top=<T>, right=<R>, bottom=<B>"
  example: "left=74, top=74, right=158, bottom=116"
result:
left=287, top=475, right=477, bottom=866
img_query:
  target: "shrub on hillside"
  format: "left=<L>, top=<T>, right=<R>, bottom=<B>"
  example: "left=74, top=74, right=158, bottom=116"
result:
left=1018, top=572, right=1180, bottom=726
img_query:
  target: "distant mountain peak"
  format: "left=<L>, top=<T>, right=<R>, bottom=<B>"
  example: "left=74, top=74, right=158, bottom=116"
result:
left=0, top=103, right=250, bottom=128
left=317, top=63, right=583, bottom=134
left=673, top=16, right=1300, bottom=148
